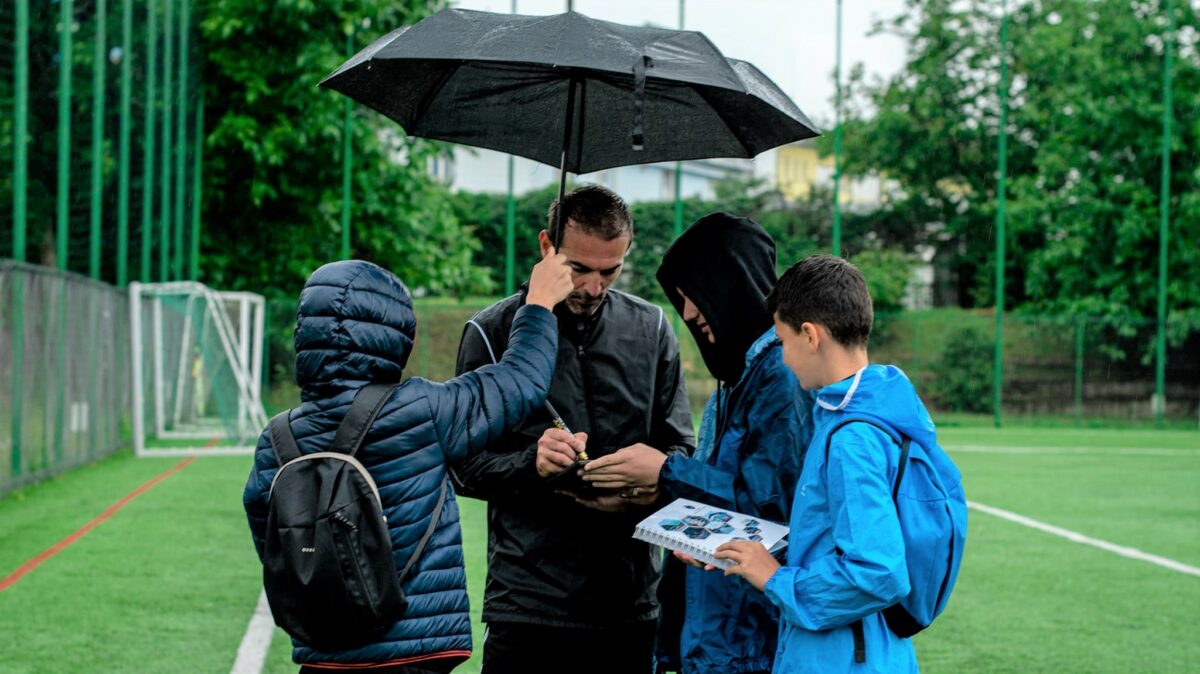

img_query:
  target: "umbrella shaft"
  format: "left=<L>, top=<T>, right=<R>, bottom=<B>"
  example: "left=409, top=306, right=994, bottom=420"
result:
left=554, top=77, right=579, bottom=250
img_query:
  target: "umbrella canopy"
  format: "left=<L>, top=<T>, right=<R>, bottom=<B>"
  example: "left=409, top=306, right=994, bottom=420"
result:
left=319, top=8, right=820, bottom=175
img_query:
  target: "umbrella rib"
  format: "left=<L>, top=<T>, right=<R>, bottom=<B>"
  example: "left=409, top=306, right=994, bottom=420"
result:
left=691, top=84, right=756, bottom=158
left=411, top=62, right=464, bottom=132
left=574, top=78, right=587, bottom=172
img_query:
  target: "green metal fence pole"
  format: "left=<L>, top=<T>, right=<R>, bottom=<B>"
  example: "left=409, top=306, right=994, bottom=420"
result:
left=673, top=0, right=685, bottom=251
left=52, top=0, right=76, bottom=470
left=141, top=0, right=158, bottom=282
left=116, top=0, right=133, bottom=286
left=670, top=0, right=685, bottom=336
left=12, top=0, right=30, bottom=478
left=57, top=0, right=74, bottom=272
left=13, top=1, right=29, bottom=259
left=53, top=0, right=75, bottom=465
left=340, top=28, right=353, bottom=260
left=90, top=0, right=108, bottom=280
left=52, top=277, right=69, bottom=465
left=505, top=0, right=517, bottom=296
left=87, top=0, right=109, bottom=458
left=1074, top=317, right=1084, bottom=427
left=993, top=1, right=1010, bottom=428
left=174, top=0, right=189, bottom=281
left=911, top=312, right=922, bottom=385
left=419, top=306, right=430, bottom=378
left=160, top=0, right=174, bottom=281
left=191, top=93, right=204, bottom=280
left=832, top=0, right=843, bottom=256
left=1155, top=0, right=1175, bottom=428
left=505, top=155, right=515, bottom=294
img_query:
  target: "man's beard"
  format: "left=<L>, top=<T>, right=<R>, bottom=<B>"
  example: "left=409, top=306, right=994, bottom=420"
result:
left=565, top=290, right=605, bottom=315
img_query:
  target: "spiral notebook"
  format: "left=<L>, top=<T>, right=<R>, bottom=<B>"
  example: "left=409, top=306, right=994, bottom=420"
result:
left=632, top=498, right=789, bottom=570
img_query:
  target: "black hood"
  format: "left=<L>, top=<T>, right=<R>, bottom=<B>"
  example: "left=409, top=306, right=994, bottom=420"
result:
left=656, top=212, right=777, bottom=383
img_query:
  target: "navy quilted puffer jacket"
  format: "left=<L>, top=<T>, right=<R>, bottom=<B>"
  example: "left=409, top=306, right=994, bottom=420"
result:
left=244, top=260, right=558, bottom=670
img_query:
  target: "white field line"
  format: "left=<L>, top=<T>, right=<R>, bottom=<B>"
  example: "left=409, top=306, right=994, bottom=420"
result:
left=967, top=500, right=1200, bottom=577
left=231, top=589, right=274, bottom=674
left=949, top=445, right=1200, bottom=457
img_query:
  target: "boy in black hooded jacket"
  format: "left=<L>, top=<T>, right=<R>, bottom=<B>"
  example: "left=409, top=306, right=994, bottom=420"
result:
left=584, top=213, right=815, bottom=674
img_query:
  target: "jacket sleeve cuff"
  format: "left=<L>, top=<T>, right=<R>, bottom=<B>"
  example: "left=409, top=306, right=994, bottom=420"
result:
left=763, top=565, right=794, bottom=612
left=514, top=302, right=554, bottom=324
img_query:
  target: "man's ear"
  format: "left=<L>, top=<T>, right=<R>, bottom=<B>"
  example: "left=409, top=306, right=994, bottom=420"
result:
left=801, top=322, right=821, bottom=353
left=537, top=230, right=553, bottom=258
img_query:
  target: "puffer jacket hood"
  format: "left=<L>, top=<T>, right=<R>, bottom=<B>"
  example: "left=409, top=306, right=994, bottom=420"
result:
left=294, top=260, right=415, bottom=401
left=656, top=212, right=777, bottom=383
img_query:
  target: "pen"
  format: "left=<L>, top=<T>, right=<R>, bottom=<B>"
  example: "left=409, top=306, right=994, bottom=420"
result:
left=543, top=400, right=589, bottom=461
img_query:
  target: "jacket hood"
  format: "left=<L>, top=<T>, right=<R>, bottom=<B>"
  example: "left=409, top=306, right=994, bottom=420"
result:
left=814, top=364, right=937, bottom=449
left=293, top=260, right=415, bottom=401
left=656, top=212, right=777, bottom=382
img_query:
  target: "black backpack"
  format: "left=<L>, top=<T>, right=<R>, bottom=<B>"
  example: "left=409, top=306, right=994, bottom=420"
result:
left=262, top=383, right=449, bottom=651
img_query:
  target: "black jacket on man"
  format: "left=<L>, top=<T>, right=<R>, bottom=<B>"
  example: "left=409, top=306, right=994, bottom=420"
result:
left=452, top=288, right=695, bottom=628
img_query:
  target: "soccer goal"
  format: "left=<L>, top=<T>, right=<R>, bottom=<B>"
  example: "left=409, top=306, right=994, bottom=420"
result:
left=129, top=282, right=268, bottom=456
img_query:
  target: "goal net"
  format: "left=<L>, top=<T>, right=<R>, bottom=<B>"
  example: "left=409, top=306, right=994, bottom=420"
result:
left=129, top=282, right=268, bottom=456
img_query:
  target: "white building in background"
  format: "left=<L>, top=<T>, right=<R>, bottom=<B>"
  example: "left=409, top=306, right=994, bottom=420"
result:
left=433, top=146, right=756, bottom=203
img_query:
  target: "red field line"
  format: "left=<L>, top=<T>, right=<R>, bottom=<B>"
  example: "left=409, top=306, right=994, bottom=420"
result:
left=0, top=454, right=200, bottom=593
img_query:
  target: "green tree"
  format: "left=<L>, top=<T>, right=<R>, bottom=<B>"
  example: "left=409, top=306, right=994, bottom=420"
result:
left=197, top=0, right=492, bottom=298
left=851, top=248, right=912, bottom=312
left=839, top=0, right=1200, bottom=319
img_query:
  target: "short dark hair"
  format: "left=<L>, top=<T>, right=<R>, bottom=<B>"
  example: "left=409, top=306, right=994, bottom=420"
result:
left=767, top=255, right=873, bottom=348
left=547, top=184, right=634, bottom=242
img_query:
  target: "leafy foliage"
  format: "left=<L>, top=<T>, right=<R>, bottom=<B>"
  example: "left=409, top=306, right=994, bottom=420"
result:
left=928, top=325, right=994, bottom=413
left=197, top=0, right=492, bottom=298
left=840, top=0, right=1200, bottom=320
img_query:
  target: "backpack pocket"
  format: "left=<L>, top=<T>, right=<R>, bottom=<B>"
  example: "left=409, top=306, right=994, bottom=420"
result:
left=329, top=502, right=380, bottom=621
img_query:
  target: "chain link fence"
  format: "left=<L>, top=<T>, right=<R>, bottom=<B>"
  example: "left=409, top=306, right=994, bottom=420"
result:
left=872, top=311, right=1200, bottom=425
left=1, top=261, right=129, bottom=497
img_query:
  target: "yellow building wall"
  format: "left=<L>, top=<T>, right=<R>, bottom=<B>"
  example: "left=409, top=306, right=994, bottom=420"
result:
left=776, top=145, right=831, bottom=201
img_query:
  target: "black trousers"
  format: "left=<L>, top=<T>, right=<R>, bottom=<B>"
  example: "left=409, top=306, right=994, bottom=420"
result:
left=481, top=621, right=657, bottom=674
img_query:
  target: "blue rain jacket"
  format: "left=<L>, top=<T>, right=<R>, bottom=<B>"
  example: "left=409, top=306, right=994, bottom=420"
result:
left=657, top=327, right=814, bottom=674
left=243, top=260, right=558, bottom=670
left=764, top=364, right=934, bottom=674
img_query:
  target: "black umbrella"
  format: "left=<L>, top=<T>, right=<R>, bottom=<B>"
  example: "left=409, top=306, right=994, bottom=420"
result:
left=320, top=8, right=820, bottom=247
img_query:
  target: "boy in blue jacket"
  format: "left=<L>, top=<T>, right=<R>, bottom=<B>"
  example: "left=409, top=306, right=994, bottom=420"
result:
left=715, top=255, right=929, bottom=673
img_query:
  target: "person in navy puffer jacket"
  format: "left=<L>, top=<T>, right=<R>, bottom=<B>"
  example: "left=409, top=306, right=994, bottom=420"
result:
left=244, top=254, right=573, bottom=674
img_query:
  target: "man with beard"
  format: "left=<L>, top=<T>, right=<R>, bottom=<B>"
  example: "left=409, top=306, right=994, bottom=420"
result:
left=583, top=213, right=815, bottom=674
left=452, top=184, right=695, bottom=674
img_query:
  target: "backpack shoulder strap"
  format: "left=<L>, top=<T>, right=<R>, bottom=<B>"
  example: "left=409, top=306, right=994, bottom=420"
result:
left=828, top=417, right=912, bottom=664
left=824, top=417, right=912, bottom=499
left=330, top=383, right=401, bottom=457
left=267, top=411, right=301, bottom=465
left=397, top=477, right=451, bottom=584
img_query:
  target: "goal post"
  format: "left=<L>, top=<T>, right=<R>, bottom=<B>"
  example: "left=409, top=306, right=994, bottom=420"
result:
left=129, top=281, right=268, bottom=456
